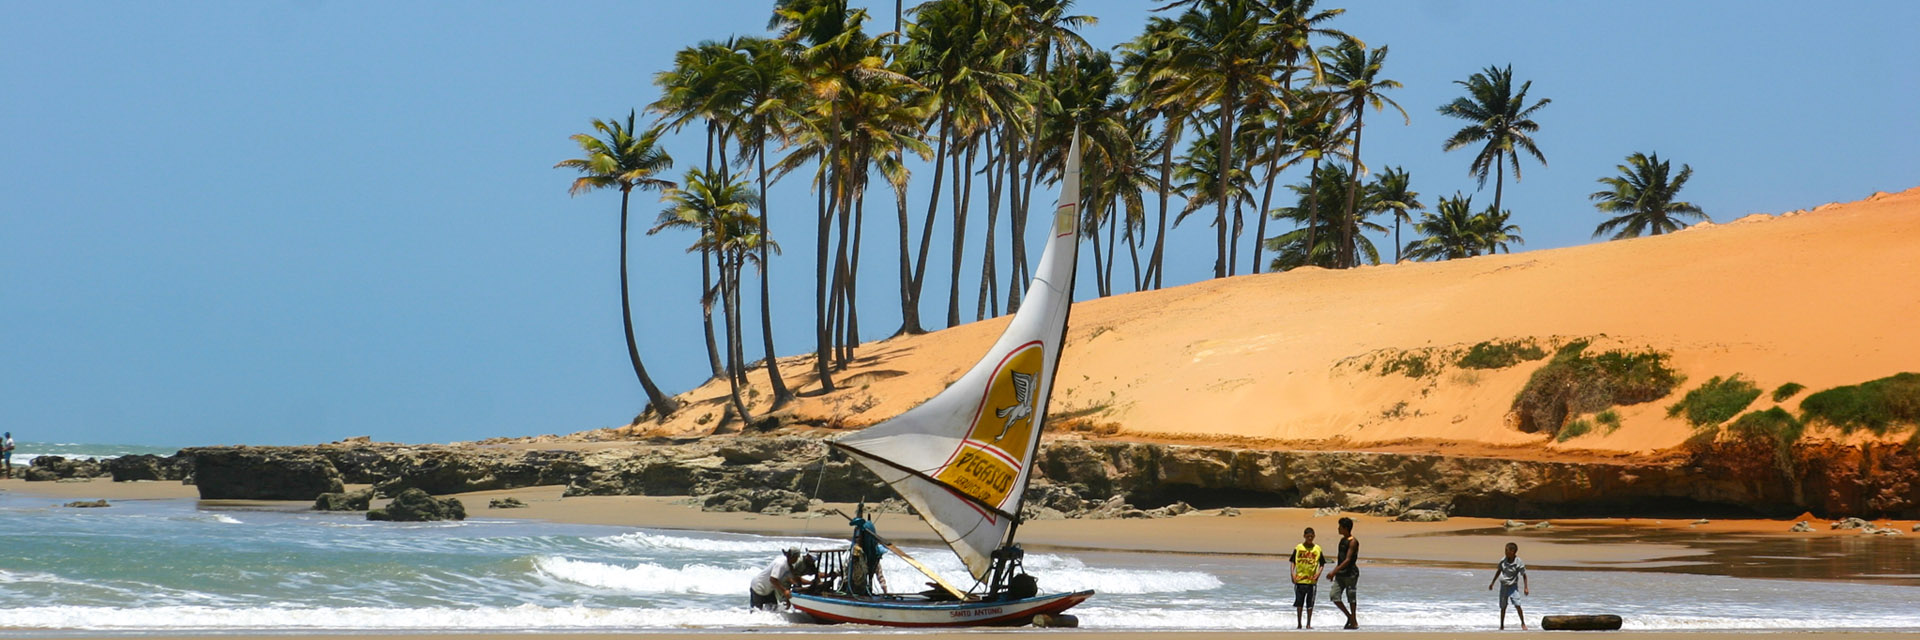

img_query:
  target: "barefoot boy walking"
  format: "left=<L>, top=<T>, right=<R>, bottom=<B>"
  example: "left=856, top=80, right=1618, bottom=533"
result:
left=1488, top=542, right=1529, bottom=630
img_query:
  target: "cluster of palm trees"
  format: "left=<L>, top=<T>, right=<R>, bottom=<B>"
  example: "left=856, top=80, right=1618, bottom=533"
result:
left=557, top=0, right=1704, bottom=425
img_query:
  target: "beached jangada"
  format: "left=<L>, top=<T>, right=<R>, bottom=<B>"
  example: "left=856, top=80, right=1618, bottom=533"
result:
left=785, top=135, right=1093, bottom=628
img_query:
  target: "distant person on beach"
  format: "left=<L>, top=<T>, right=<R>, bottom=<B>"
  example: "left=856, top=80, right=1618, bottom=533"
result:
left=1289, top=527, right=1326, bottom=628
left=749, top=547, right=813, bottom=611
left=1489, top=542, right=1530, bottom=630
left=2, top=432, right=13, bottom=479
left=1325, top=516, right=1361, bottom=629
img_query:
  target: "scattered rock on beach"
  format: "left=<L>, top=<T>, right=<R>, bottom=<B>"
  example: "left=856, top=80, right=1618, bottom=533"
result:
left=488, top=497, right=528, bottom=509
left=63, top=499, right=110, bottom=508
left=1395, top=509, right=1449, bottom=523
left=1912, top=524, right=1919, bottom=532
left=1789, top=521, right=1814, bottom=532
left=367, top=488, right=466, bottom=522
left=1143, top=501, right=1195, bottom=518
left=1692, top=519, right=1711, bottom=525
left=313, top=488, right=375, bottom=511
left=1831, top=517, right=1869, bottom=530
left=1218, top=507, right=1241, bottom=517
left=1503, top=519, right=1527, bottom=530
left=1533, top=521, right=1553, bottom=530
left=699, top=488, right=810, bottom=515
left=1314, top=506, right=1342, bottom=517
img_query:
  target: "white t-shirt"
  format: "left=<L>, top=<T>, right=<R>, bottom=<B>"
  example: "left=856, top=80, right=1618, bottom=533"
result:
left=750, top=557, right=794, bottom=596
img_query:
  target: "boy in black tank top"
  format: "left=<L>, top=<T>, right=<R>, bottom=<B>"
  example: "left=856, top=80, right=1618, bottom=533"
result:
left=1325, top=517, right=1361, bottom=629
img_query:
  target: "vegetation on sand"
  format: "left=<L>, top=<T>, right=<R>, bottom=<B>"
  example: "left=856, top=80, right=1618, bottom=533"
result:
left=1456, top=339, right=1547, bottom=370
left=1771, top=382, right=1806, bottom=403
left=1510, top=340, right=1682, bottom=437
left=1797, top=372, right=1920, bottom=435
left=1667, top=374, right=1762, bottom=429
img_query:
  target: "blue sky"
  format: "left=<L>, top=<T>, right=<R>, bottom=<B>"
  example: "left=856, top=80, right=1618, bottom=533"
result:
left=4, top=1, right=1916, bottom=447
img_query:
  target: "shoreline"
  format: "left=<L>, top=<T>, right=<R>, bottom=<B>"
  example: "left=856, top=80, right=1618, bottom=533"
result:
left=10, top=478, right=1916, bottom=587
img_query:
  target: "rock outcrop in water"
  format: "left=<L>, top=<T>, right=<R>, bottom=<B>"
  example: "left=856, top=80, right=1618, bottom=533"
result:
left=164, top=434, right=1919, bottom=519
left=24, top=456, right=109, bottom=481
left=192, top=447, right=344, bottom=500
left=367, top=488, right=467, bottom=522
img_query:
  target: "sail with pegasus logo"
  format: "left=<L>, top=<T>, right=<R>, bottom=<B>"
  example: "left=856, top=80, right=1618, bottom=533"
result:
left=832, top=134, right=1083, bottom=581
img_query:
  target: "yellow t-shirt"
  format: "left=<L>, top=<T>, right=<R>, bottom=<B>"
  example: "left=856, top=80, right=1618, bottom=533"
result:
left=1292, top=543, right=1323, bottom=584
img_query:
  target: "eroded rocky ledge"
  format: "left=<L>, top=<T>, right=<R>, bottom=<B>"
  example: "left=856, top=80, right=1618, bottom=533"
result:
left=86, top=435, right=1911, bottom=520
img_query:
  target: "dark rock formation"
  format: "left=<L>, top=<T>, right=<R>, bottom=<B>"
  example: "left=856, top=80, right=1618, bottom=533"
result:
left=488, top=497, right=528, bottom=509
left=192, top=447, right=344, bottom=500
left=64, top=499, right=109, bottom=508
left=25, top=456, right=108, bottom=481
left=107, top=453, right=193, bottom=482
left=368, top=488, right=466, bottom=522
left=314, top=488, right=375, bottom=511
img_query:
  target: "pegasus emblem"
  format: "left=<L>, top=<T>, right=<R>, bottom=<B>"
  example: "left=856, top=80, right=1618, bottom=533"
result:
left=992, top=370, right=1036, bottom=441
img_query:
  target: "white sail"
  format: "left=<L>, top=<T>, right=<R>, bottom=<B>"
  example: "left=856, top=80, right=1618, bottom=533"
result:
left=834, top=134, right=1082, bottom=581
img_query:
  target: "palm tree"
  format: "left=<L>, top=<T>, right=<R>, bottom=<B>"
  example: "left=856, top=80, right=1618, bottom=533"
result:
left=651, top=40, right=749, bottom=381
left=1116, top=16, right=1185, bottom=290
left=1472, top=204, right=1524, bottom=254
left=1153, top=0, right=1286, bottom=279
left=900, top=0, right=1026, bottom=329
left=554, top=112, right=680, bottom=419
left=1367, top=166, right=1422, bottom=263
left=1263, top=163, right=1382, bottom=270
left=1590, top=152, right=1706, bottom=239
left=1321, top=40, right=1406, bottom=268
left=1403, top=192, right=1482, bottom=262
left=725, top=36, right=803, bottom=408
left=1437, top=64, right=1550, bottom=218
left=1007, top=0, right=1096, bottom=304
left=650, top=168, right=766, bottom=427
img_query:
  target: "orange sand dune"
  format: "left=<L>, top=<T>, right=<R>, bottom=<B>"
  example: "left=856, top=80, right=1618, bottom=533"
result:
left=634, top=187, right=1920, bottom=457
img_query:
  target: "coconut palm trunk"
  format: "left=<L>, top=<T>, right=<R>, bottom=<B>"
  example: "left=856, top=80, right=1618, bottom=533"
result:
left=1212, top=91, right=1237, bottom=278
left=1251, top=146, right=1281, bottom=274
left=754, top=137, right=793, bottom=407
left=1339, top=106, right=1366, bottom=269
left=1302, top=156, right=1323, bottom=267
left=903, top=106, right=951, bottom=336
left=616, top=188, right=679, bottom=418
left=945, top=136, right=977, bottom=328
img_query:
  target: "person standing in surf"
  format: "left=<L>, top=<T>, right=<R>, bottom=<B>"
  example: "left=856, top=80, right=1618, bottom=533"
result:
left=1289, top=527, right=1326, bottom=628
left=2, top=432, right=13, bottom=479
left=749, top=547, right=811, bottom=611
left=1325, top=517, right=1361, bottom=629
left=1488, top=542, right=1530, bottom=630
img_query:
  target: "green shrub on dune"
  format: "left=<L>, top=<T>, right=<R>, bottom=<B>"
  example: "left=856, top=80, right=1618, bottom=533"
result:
left=1771, top=382, right=1806, bottom=403
left=1511, top=340, right=1684, bottom=438
left=1667, top=374, right=1762, bottom=429
left=1728, top=407, right=1805, bottom=444
left=1798, top=372, right=1920, bottom=435
left=1556, top=417, right=1594, bottom=442
left=1457, top=339, right=1549, bottom=370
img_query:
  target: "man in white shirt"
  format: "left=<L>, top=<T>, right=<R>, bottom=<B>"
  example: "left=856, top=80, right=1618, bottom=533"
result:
left=750, top=547, right=806, bottom=611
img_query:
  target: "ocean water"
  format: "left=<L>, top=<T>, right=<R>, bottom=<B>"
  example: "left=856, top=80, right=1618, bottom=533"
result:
left=6, top=442, right=181, bottom=467
left=3, top=448, right=1919, bottom=633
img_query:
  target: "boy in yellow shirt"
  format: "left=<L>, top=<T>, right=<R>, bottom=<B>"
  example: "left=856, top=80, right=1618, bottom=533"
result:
left=1289, top=527, right=1326, bottom=629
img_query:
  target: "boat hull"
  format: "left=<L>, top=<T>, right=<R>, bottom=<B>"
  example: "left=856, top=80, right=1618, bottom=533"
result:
left=790, top=590, right=1093, bottom=627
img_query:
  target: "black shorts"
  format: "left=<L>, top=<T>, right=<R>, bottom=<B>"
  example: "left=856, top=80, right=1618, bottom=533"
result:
left=1293, top=583, right=1317, bottom=609
left=749, top=590, right=780, bottom=611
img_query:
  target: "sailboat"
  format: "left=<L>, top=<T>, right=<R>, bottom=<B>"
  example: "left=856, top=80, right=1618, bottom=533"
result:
left=788, top=135, right=1093, bottom=627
